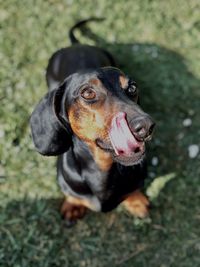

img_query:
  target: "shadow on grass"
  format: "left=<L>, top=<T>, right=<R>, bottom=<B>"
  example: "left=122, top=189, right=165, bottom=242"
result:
left=77, top=26, right=200, bottom=177
left=0, top=197, right=151, bottom=267
left=1, top=192, right=200, bottom=267
left=109, top=42, right=199, bottom=177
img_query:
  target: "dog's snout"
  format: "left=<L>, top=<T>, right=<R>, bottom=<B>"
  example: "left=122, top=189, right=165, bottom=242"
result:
left=131, top=115, right=155, bottom=141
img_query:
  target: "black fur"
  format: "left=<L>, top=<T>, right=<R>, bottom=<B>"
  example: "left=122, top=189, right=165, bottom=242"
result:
left=30, top=19, right=154, bottom=213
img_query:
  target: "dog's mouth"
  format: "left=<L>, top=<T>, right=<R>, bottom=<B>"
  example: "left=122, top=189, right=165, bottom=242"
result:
left=96, top=112, right=146, bottom=166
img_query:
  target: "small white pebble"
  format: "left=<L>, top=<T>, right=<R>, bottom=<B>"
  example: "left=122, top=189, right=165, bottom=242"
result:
left=152, top=157, right=159, bottom=166
left=109, top=34, right=116, bottom=42
left=132, top=45, right=139, bottom=52
left=0, top=130, right=4, bottom=138
left=188, top=144, right=199, bottom=158
left=151, top=51, right=158, bottom=58
left=183, top=118, right=192, bottom=127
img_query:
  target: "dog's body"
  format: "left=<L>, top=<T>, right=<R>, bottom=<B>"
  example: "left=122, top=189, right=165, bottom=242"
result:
left=30, top=19, right=155, bottom=223
left=46, top=19, right=116, bottom=91
left=46, top=44, right=115, bottom=91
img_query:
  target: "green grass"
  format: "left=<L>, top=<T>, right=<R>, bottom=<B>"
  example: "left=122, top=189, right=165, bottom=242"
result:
left=0, top=0, right=200, bottom=266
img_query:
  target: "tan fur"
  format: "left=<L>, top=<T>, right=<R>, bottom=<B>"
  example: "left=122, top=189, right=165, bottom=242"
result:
left=60, top=196, right=95, bottom=221
left=67, top=75, right=136, bottom=171
left=89, top=144, right=113, bottom=171
left=68, top=84, right=115, bottom=171
left=123, top=190, right=150, bottom=218
left=119, top=75, right=128, bottom=89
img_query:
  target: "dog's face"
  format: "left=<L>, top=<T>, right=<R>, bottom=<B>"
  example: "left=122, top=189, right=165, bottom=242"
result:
left=62, top=67, right=155, bottom=167
left=30, top=67, right=154, bottom=168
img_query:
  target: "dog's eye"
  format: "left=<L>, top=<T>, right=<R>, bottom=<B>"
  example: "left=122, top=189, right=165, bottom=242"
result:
left=81, top=87, right=97, bottom=100
left=126, top=80, right=137, bottom=97
left=127, top=86, right=137, bottom=97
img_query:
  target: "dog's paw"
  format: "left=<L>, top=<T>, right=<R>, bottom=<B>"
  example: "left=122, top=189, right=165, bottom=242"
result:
left=60, top=199, right=87, bottom=225
left=123, top=191, right=150, bottom=218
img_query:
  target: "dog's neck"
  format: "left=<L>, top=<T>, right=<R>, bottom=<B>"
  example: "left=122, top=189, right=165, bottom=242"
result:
left=72, top=136, right=113, bottom=172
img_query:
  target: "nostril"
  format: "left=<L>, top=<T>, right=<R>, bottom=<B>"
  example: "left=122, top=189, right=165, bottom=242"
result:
left=134, top=124, right=146, bottom=139
left=138, top=127, right=146, bottom=138
left=131, top=116, right=155, bottom=141
left=134, top=146, right=141, bottom=153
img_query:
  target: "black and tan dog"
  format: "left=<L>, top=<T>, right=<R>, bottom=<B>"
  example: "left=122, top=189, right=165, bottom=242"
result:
left=30, top=18, right=155, bottom=224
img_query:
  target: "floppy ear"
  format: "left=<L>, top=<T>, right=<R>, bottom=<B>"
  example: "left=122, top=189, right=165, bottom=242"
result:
left=30, top=83, right=72, bottom=156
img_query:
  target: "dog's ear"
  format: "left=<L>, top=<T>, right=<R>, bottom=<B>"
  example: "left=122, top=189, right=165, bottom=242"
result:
left=30, top=83, right=72, bottom=156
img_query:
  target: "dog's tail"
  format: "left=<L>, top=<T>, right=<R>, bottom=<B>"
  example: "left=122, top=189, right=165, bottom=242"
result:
left=69, top=17, right=105, bottom=44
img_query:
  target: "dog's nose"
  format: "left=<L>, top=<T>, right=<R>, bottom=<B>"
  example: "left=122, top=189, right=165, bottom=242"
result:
left=131, top=115, right=155, bottom=142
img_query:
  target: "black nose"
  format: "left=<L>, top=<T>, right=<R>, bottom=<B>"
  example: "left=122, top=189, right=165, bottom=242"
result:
left=131, top=115, right=155, bottom=141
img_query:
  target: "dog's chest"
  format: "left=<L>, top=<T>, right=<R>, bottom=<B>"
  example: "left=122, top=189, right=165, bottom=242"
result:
left=58, top=152, right=145, bottom=212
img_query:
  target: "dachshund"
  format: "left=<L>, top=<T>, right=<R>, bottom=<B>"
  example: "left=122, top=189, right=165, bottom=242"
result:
left=30, top=18, right=155, bottom=225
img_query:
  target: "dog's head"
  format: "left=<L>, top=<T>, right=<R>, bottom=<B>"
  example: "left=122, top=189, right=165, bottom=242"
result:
left=30, top=67, right=155, bottom=167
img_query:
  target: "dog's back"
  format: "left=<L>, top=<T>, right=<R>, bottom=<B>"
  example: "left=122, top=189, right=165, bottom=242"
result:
left=46, top=18, right=115, bottom=91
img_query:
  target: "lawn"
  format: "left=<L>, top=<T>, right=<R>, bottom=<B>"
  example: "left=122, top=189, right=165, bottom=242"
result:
left=0, top=0, right=200, bottom=266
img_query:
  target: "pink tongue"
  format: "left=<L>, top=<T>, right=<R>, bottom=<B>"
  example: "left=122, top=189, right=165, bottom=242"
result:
left=109, top=112, right=140, bottom=156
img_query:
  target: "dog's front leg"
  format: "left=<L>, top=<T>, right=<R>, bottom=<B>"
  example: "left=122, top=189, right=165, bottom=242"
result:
left=123, top=191, right=150, bottom=218
left=60, top=196, right=89, bottom=225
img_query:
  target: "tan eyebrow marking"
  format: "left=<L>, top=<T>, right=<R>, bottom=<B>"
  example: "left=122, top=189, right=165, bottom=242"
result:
left=119, top=75, right=129, bottom=89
